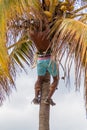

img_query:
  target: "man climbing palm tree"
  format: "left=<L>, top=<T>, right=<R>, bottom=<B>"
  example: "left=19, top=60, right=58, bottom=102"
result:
left=30, top=28, right=59, bottom=105
left=1, top=1, right=87, bottom=130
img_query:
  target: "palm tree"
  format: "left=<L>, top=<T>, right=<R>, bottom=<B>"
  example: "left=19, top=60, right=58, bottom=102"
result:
left=0, top=0, right=87, bottom=130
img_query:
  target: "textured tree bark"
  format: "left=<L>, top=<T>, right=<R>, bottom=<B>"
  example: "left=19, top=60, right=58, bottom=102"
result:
left=39, top=72, right=50, bottom=130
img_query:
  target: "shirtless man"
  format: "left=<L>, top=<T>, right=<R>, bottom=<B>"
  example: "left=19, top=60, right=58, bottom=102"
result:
left=30, top=29, right=59, bottom=105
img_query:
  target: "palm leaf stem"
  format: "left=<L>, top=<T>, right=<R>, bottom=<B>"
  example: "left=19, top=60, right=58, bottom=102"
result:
left=8, top=39, right=31, bottom=50
left=71, top=13, right=87, bottom=18
left=73, top=5, right=87, bottom=14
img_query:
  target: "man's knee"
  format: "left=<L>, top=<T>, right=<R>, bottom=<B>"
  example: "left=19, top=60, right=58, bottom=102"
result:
left=49, top=76, right=59, bottom=91
left=53, top=76, right=59, bottom=86
left=35, top=80, right=41, bottom=91
left=35, top=76, right=44, bottom=90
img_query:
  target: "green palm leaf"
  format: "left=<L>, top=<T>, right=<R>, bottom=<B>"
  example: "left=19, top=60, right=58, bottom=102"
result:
left=9, top=34, right=35, bottom=70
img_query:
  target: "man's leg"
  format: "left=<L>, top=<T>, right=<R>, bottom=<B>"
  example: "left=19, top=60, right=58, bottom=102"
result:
left=44, top=76, right=59, bottom=105
left=47, top=76, right=59, bottom=99
left=32, top=76, right=45, bottom=104
left=43, top=59, right=59, bottom=105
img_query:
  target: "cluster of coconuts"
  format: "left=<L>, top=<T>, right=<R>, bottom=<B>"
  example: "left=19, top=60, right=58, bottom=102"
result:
left=43, top=0, right=74, bottom=19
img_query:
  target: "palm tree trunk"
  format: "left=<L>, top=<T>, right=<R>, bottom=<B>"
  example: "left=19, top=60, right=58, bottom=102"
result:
left=39, top=72, right=50, bottom=130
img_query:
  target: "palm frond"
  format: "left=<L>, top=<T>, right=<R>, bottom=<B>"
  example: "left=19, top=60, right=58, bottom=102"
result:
left=79, top=14, right=87, bottom=24
left=9, top=36, right=36, bottom=71
left=28, top=0, right=42, bottom=10
left=0, top=0, right=39, bottom=104
left=51, top=18, right=87, bottom=109
left=0, top=1, right=15, bottom=104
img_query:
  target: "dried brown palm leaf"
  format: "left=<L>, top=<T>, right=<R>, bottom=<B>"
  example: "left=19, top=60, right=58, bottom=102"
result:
left=51, top=18, right=87, bottom=109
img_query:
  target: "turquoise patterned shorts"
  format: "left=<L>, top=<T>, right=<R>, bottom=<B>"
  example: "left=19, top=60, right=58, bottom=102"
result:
left=37, top=58, right=58, bottom=77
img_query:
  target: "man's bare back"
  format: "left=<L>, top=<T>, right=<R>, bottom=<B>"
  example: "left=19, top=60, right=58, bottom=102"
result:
left=30, top=30, right=50, bottom=52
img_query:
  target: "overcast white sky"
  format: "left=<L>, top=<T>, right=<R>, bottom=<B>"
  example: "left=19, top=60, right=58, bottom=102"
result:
left=0, top=67, right=87, bottom=130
